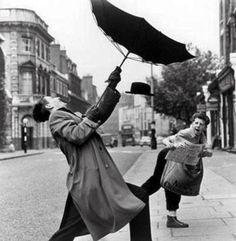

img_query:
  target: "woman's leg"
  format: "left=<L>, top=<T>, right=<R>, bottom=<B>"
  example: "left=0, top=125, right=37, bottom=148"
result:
left=141, top=148, right=169, bottom=195
left=165, top=190, right=188, bottom=228
left=165, top=189, right=181, bottom=211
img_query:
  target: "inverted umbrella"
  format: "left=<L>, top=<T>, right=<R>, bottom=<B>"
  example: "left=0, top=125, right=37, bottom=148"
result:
left=90, top=0, right=195, bottom=67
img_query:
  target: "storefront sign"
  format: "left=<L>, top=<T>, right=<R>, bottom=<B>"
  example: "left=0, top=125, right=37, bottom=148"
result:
left=206, top=102, right=219, bottom=111
left=197, top=104, right=206, bottom=112
left=218, top=68, right=235, bottom=93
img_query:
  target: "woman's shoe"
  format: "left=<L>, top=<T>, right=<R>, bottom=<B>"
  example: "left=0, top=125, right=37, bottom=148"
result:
left=166, top=215, right=189, bottom=228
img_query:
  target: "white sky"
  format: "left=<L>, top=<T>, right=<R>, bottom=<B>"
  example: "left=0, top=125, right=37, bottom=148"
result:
left=1, top=0, right=220, bottom=95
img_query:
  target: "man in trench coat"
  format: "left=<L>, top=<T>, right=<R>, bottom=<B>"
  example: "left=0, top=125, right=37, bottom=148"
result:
left=32, top=67, right=152, bottom=241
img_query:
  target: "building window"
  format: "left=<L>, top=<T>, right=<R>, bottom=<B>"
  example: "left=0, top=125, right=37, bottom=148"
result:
left=53, top=78, right=56, bottom=91
left=35, top=72, right=40, bottom=94
left=22, top=37, right=32, bottom=52
left=46, top=46, right=50, bottom=62
left=20, top=72, right=32, bottom=95
left=56, top=79, right=59, bottom=93
left=60, top=81, right=62, bottom=94
left=63, top=84, right=68, bottom=97
left=36, top=39, right=40, bottom=56
left=41, top=42, right=45, bottom=59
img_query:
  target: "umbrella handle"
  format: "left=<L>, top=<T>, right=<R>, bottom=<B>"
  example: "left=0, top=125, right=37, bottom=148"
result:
left=94, top=52, right=129, bottom=109
left=119, top=51, right=130, bottom=68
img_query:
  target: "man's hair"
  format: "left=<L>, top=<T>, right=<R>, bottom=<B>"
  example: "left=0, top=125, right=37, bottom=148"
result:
left=191, top=112, right=210, bottom=126
left=32, top=97, right=50, bottom=122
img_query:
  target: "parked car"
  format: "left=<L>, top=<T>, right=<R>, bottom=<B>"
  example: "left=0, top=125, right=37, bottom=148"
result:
left=156, top=136, right=164, bottom=145
left=101, top=133, right=118, bottom=147
left=134, top=137, right=141, bottom=146
left=139, top=136, right=151, bottom=147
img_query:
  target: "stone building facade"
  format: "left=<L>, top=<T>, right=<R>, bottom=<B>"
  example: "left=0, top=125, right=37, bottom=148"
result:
left=50, top=43, right=90, bottom=114
left=0, top=8, right=90, bottom=150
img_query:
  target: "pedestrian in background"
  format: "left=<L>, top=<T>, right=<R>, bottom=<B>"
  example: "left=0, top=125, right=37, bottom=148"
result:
left=32, top=67, right=152, bottom=241
left=141, top=112, right=212, bottom=228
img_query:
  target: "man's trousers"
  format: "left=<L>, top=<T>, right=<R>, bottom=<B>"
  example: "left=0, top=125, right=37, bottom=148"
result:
left=49, top=183, right=152, bottom=241
left=141, top=148, right=181, bottom=211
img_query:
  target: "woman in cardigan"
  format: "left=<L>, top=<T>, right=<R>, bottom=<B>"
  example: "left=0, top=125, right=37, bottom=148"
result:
left=141, top=112, right=212, bottom=228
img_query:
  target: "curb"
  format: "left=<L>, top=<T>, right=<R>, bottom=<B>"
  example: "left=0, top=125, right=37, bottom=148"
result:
left=0, top=152, right=44, bottom=161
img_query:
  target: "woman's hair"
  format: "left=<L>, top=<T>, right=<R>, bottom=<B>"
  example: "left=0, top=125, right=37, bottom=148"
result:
left=32, top=97, right=50, bottom=122
left=191, top=112, right=210, bottom=126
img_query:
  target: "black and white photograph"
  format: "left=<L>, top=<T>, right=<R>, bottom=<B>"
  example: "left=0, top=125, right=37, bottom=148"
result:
left=0, top=0, right=236, bottom=240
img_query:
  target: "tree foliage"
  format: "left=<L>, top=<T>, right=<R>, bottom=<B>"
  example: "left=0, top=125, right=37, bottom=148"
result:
left=153, top=48, right=222, bottom=125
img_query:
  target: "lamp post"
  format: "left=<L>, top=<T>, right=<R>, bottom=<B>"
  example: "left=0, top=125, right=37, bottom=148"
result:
left=22, top=118, right=28, bottom=153
left=150, top=121, right=157, bottom=149
left=150, top=64, right=157, bottom=149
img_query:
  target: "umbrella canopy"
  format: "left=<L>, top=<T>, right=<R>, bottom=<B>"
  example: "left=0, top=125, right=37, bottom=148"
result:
left=90, top=0, right=195, bottom=66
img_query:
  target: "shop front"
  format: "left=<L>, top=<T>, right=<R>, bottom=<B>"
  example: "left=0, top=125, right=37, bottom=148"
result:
left=217, top=66, right=235, bottom=149
left=206, top=97, right=221, bottom=149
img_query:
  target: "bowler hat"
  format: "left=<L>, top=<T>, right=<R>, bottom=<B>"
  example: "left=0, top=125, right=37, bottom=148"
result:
left=125, top=82, right=154, bottom=96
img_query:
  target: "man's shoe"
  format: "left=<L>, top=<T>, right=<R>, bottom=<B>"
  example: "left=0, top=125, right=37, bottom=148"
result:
left=166, top=215, right=189, bottom=228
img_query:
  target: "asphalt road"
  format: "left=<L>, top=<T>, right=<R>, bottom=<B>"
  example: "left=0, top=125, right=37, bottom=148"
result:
left=0, top=146, right=235, bottom=241
left=0, top=146, right=146, bottom=241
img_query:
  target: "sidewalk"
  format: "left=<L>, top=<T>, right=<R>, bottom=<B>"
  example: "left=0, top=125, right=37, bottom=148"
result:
left=79, top=149, right=236, bottom=241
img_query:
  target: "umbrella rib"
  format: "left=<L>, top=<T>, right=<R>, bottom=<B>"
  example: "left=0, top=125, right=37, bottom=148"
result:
left=111, top=41, right=125, bottom=56
left=90, top=9, right=125, bottom=56
left=103, top=32, right=148, bottom=62
left=97, top=27, right=126, bottom=57
left=105, top=32, right=163, bottom=65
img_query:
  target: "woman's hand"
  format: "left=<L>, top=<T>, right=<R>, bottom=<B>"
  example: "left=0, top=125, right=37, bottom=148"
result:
left=167, top=143, right=176, bottom=150
left=199, top=150, right=213, bottom=158
left=165, top=141, right=185, bottom=150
